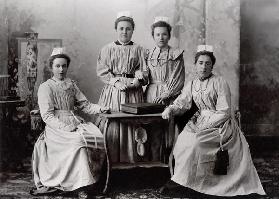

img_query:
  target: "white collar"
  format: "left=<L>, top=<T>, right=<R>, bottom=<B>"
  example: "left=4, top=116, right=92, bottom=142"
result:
left=117, top=40, right=131, bottom=46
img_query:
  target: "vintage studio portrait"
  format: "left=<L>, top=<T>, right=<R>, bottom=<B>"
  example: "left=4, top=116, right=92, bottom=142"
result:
left=0, top=0, right=278, bottom=198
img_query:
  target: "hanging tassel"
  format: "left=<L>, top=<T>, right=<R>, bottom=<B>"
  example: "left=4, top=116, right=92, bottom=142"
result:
left=213, top=129, right=229, bottom=175
left=213, top=148, right=229, bottom=175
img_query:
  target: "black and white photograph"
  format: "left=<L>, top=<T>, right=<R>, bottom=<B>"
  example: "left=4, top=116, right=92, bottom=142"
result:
left=0, top=0, right=278, bottom=198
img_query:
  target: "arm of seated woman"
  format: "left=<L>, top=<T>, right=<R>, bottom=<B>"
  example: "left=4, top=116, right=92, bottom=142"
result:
left=199, top=111, right=230, bottom=130
left=100, top=106, right=110, bottom=113
left=162, top=107, right=173, bottom=120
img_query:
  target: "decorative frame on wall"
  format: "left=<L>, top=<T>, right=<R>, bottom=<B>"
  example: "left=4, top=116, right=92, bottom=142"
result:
left=17, top=38, right=62, bottom=110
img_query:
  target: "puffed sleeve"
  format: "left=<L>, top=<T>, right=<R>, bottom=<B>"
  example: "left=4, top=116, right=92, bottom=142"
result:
left=161, top=49, right=185, bottom=98
left=202, top=77, right=231, bottom=129
left=73, top=81, right=102, bottom=114
left=96, top=44, right=119, bottom=86
left=38, top=83, right=76, bottom=131
left=168, top=80, right=193, bottom=115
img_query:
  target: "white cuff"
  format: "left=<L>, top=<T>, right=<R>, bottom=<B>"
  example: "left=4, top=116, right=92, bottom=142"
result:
left=109, top=77, right=120, bottom=86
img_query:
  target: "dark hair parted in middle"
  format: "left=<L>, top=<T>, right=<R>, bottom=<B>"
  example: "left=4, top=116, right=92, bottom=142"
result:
left=49, top=54, right=71, bottom=68
left=114, top=16, right=135, bottom=30
left=194, top=51, right=216, bottom=66
left=151, top=21, right=172, bottom=38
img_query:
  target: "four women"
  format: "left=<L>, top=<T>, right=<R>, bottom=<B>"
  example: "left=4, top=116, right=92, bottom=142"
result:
left=31, top=12, right=266, bottom=198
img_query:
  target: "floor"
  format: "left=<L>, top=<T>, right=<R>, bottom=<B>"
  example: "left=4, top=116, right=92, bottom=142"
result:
left=0, top=150, right=279, bottom=199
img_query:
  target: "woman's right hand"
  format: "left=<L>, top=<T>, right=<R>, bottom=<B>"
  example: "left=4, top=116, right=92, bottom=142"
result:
left=114, top=81, right=127, bottom=91
left=162, top=107, right=172, bottom=120
left=64, top=124, right=77, bottom=132
left=100, top=106, right=110, bottom=113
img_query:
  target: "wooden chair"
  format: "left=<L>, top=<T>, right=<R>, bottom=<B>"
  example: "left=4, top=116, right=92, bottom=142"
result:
left=30, top=109, right=45, bottom=132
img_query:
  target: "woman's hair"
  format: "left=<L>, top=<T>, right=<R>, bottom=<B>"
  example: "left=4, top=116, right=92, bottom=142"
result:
left=151, top=21, right=172, bottom=38
left=49, top=54, right=71, bottom=68
left=114, top=16, right=135, bottom=30
left=194, top=51, right=216, bottom=66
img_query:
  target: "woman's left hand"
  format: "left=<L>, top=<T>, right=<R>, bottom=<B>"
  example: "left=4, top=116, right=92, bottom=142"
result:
left=135, top=71, right=144, bottom=80
left=100, top=106, right=110, bottom=113
left=127, top=78, right=141, bottom=89
left=153, top=96, right=168, bottom=104
left=162, top=107, right=172, bottom=120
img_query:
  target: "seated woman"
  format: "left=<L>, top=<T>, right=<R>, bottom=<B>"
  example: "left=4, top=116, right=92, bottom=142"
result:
left=161, top=45, right=266, bottom=197
left=144, top=16, right=185, bottom=161
left=31, top=47, right=109, bottom=197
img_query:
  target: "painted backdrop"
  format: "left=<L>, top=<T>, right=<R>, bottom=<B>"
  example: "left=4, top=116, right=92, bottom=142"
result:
left=0, top=0, right=240, bottom=108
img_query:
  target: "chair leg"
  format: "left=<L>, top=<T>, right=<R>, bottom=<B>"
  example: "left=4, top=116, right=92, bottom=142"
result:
left=168, top=150, right=174, bottom=176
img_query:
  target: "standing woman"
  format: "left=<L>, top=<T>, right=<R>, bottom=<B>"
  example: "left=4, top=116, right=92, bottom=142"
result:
left=144, top=17, right=185, bottom=161
left=96, top=11, right=147, bottom=163
left=145, top=16, right=185, bottom=105
left=161, top=45, right=266, bottom=197
left=31, top=47, right=109, bottom=197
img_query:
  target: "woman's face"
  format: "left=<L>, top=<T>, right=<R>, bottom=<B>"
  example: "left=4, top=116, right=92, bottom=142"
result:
left=116, top=21, right=133, bottom=43
left=51, top=58, right=68, bottom=80
left=153, top=27, right=170, bottom=49
left=195, top=55, right=213, bottom=80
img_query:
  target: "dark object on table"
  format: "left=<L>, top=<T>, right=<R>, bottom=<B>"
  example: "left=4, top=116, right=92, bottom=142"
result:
left=213, top=149, right=229, bottom=175
left=120, top=103, right=165, bottom=114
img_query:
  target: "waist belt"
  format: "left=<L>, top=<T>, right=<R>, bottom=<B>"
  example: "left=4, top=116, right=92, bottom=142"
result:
left=114, top=73, right=134, bottom=78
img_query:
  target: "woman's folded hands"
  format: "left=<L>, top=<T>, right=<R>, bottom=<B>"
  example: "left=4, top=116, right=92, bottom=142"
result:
left=115, top=78, right=142, bottom=90
left=127, top=78, right=141, bottom=89
left=114, top=81, right=127, bottom=91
